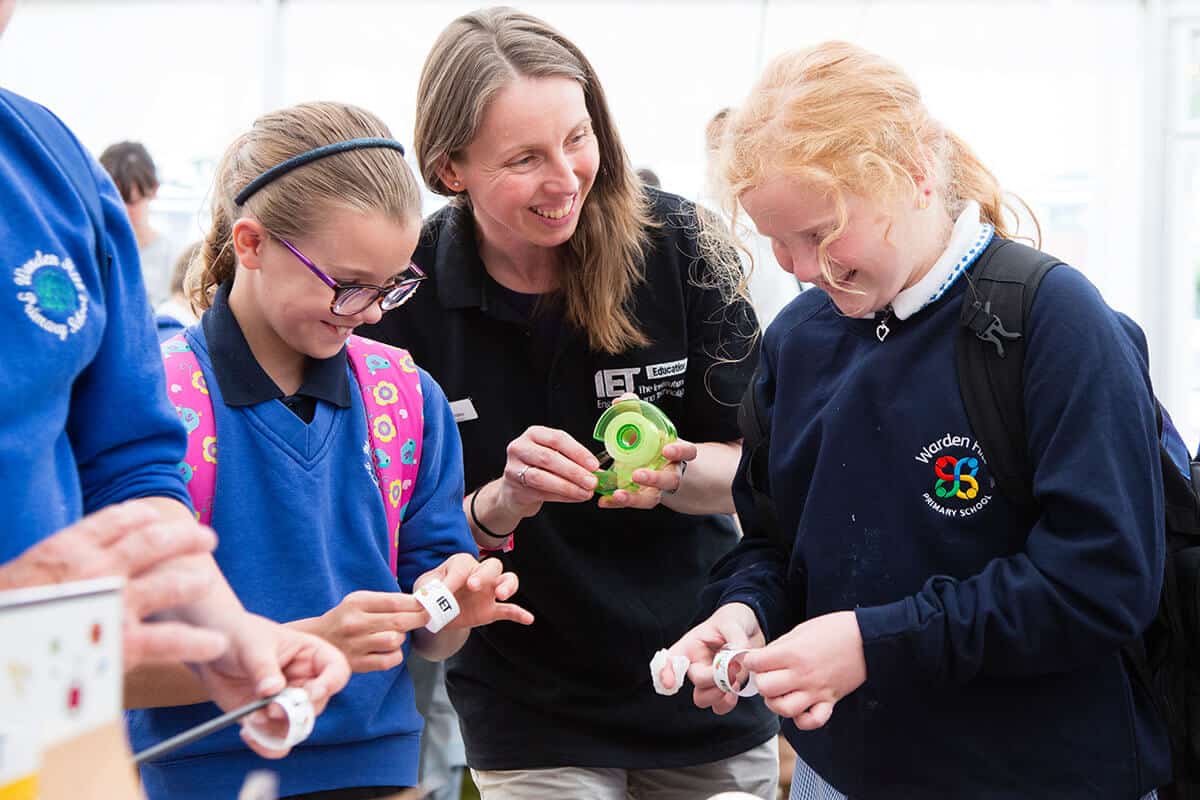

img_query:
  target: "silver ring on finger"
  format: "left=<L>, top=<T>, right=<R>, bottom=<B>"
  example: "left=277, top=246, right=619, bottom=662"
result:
left=518, top=465, right=532, bottom=487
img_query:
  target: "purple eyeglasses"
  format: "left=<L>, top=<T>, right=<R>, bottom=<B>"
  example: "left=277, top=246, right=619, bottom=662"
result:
left=274, top=235, right=426, bottom=317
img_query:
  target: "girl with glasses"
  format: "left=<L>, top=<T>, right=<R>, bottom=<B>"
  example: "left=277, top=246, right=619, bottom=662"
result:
left=125, top=101, right=533, bottom=800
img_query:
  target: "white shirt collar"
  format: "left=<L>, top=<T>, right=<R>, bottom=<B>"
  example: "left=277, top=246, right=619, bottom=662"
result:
left=891, top=200, right=993, bottom=321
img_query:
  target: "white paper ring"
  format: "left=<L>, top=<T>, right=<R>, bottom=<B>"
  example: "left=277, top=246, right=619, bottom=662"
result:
left=712, top=648, right=758, bottom=697
left=414, top=578, right=460, bottom=634
left=242, top=687, right=316, bottom=752
left=649, top=649, right=691, bottom=696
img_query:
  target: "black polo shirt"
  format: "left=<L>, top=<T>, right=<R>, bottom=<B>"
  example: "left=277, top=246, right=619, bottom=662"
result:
left=202, top=283, right=351, bottom=423
left=360, top=189, right=778, bottom=770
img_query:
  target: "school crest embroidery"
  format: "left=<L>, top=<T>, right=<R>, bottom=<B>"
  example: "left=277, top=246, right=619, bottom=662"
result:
left=915, top=432, right=994, bottom=519
left=13, top=250, right=88, bottom=341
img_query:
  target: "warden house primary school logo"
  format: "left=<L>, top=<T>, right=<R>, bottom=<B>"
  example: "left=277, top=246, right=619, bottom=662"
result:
left=14, top=250, right=88, bottom=341
left=915, top=433, right=992, bottom=518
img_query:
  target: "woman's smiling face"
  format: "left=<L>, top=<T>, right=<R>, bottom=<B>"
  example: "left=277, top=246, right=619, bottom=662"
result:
left=443, top=75, right=600, bottom=254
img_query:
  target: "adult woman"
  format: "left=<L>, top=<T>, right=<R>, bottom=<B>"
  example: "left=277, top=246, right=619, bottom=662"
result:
left=361, top=7, right=778, bottom=799
left=671, top=41, right=1169, bottom=799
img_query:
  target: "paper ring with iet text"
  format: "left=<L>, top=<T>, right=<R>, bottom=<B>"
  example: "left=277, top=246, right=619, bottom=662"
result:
left=414, top=578, right=460, bottom=633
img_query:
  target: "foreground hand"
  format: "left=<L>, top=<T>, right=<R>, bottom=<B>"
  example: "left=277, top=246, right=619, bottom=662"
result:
left=416, top=553, right=534, bottom=630
left=663, top=602, right=763, bottom=715
left=194, top=613, right=351, bottom=758
left=316, top=591, right=429, bottom=673
left=743, top=611, right=866, bottom=731
left=0, top=500, right=229, bottom=669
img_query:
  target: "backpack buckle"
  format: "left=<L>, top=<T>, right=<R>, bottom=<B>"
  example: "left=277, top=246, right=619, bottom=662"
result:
left=964, top=300, right=1021, bottom=358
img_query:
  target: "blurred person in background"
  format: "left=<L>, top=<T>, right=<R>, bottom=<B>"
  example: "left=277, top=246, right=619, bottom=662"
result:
left=100, top=140, right=179, bottom=306
left=636, top=167, right=661, bottom=187
left=155, top=240, right=200, bottom=340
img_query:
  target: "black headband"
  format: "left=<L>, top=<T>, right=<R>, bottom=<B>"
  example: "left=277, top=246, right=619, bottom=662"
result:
left=234, top=137, right=407, bottom=206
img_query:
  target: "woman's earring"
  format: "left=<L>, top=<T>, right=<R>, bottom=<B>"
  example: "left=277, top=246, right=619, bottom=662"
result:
left=917, top=192, right=929, bottom=210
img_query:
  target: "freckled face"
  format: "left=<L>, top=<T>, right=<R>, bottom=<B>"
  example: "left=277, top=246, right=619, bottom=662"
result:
left=741, top=178, right=914, bottom=317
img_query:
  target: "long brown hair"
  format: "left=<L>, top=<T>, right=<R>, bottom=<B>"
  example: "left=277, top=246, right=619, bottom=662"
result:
left=415, top=6, right=655, bottom=354
left=187, top=101, right=423, bottom=311
left=703, top=41, right=1038, bottom=294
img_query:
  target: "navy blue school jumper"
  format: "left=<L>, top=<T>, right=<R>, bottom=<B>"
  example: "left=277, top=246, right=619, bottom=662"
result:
left=711, top=236, right=1170, bottom=799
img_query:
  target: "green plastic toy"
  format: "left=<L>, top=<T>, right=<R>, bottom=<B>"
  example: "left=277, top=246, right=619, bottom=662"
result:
left=591, top=399, right=677, bottom=496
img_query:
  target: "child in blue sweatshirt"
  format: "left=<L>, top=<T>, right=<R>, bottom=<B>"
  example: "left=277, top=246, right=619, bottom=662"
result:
left=126, top=102, right=533, bottom=800
left=664, top=42, right=1169, bottom=799
left=0, top=74, right=351, bottom=728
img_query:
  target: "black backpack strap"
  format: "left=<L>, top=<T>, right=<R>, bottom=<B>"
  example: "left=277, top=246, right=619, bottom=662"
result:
left=737, top=367, right=788, bottom=555
left=956, top=239, right=1062, bottom=520
left=0, top=89, right=110, bottom=277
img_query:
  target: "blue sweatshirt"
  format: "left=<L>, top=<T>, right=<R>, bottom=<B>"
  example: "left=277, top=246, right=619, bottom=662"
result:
left=0, top=89, right=189, bottom=563
left=710, top=242, right=1170, bottom=798
left=127, top=323, right=476, bottom=799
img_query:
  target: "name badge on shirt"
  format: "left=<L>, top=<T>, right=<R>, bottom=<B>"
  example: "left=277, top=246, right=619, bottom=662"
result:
left=449, top=398, right=479, bottom=424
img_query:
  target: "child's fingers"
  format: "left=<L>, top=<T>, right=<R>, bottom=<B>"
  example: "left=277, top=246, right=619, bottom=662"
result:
left=659, top=662, right=679, bottom=691
left=239, top=725, right=291, bottom=760
left=363, top=630, right=405, bottom=654
left=380, top=609, right=430, bottom=633
left=465, top=557, right=503, bottom=591
left=493, top=572, right=519, bottom=600
left=246, top=708, right=272, bottom=728
left=693, top=683, right=739, bottom=714
left=296, top=644, right=350, bottom=713
left=348, top=590, right=422, bottom=614
left=487, top=601, right=534, bottom=626
left=764, top=689, right=817, bottom=720
left=353, top=650, right=407, bottom=673
left=429, top=553, right=476, bottom=593
left=741, top=642, right=794, bottom=675
left=747, top=667, right=790, bottom=699
left=793, top=701, right=835, bottom=731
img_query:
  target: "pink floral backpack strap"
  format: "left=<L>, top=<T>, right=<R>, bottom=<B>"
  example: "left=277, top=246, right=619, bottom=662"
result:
left=346, top=335, right=424, bottom=576
left=160, top=333, right=218, bottom=525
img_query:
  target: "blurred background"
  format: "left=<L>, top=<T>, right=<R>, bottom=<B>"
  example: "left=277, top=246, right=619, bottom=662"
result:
left=3, top=0, right=1198, bottom=446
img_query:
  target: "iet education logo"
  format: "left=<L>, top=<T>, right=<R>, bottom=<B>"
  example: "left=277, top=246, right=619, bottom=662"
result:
left=593, top=358, right=688, bottom=408
left=915, top=433, right=992, bottom=519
